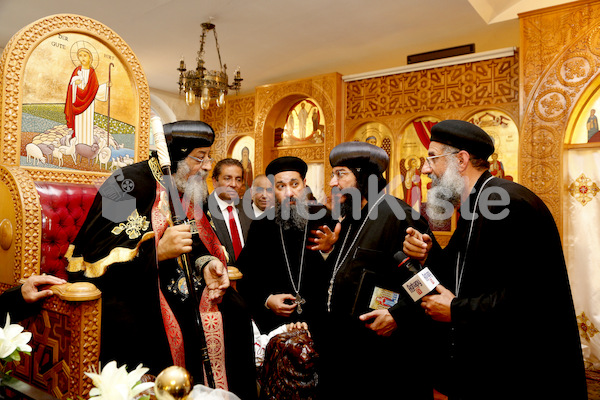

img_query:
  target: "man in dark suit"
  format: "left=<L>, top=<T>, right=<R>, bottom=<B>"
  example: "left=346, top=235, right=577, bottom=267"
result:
left=207, top=158, right=252, bottom=266
left=248, top=173, right=274, bottom=219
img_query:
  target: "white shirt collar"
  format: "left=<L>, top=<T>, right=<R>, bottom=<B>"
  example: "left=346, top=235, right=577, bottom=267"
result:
left=252, top=202, right=264, bottom=217
left=214, top=192, right=235, bottom=213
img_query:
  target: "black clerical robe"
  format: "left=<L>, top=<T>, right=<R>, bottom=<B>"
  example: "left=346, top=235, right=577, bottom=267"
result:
left=320, top=193, right=436, bottom=400
left=66, top=158, right=173, bottom=374
left=236, top=216, right=331, bottom=337
left=66, top=158, right=257, bottom=400
left=428, top=171, right=586, bottom=399
left=0, top=285, right=40, bottom=324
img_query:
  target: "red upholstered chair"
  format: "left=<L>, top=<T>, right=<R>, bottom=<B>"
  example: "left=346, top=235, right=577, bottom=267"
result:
left=36, top=182, right=98, bottom=280
left=0, top=166, right=102, bottom=400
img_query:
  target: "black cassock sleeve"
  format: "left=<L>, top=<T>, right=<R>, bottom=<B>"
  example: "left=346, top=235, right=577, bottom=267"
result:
left=0, top=285, right=41, bottom=324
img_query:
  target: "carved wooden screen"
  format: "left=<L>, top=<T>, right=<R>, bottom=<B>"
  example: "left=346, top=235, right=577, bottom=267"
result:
left=520, top=0, right=600, bottom=370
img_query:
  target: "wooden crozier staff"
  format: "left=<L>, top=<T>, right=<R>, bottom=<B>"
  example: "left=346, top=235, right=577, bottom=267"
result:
left=106, top=63, right=114, bottom=146
left=151, top=116, right=216, bottom=388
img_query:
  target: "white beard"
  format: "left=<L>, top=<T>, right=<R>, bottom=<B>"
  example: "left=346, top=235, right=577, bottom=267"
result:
left=426, top=157, right=466, bottom=228
left=173, top=159, right=209, bottom=207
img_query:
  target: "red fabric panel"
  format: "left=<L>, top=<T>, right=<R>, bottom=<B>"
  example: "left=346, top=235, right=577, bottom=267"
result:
left=412, top=120, right=438, bottom=149
left=35, top=182, right=98, bottom=279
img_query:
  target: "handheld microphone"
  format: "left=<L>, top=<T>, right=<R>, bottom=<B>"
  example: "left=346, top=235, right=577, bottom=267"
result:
left=394, top=251, right=439, bottom=302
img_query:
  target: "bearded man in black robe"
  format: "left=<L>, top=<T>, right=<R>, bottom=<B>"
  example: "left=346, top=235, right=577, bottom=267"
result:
left=319, top=142, right=438, bottom=399
left=236, top=156, right=337, bottom=341
left=66, top=120, right=257, bottom=400
left=404, top=119, right=587, bottom=399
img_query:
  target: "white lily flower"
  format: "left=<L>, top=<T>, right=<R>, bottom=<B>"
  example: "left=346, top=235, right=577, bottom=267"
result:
left=85, top=361, right=154, bottom=400
left=0, top=314, right=32, bottom=360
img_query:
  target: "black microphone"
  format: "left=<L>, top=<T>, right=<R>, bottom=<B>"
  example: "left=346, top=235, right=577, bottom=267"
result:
left=394, top=251, right=439, bottom=302
left=393, top=251, right=423, bottom=275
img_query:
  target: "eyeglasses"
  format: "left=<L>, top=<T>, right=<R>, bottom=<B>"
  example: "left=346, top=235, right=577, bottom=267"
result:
left=187, top=155, right=214, bottom=165
left=425, top=151, right=459, bottom=167
left=330, top=169, right=351, bottom=180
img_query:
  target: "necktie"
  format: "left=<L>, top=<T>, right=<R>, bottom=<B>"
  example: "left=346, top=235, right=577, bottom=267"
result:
left=227, top=205, right=243, bottom=260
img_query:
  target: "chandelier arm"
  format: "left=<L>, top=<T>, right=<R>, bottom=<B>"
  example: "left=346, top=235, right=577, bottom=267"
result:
left=212, top=28, right=224, bottom=71
left=198, top=27, right=208, bottom=66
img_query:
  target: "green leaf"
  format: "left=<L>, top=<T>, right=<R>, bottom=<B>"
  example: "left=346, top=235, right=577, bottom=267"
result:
left=9, top=350, right=20, bottom=363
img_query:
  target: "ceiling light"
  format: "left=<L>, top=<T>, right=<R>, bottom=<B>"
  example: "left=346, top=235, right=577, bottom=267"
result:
left=177, top=21, right=242, bottom=110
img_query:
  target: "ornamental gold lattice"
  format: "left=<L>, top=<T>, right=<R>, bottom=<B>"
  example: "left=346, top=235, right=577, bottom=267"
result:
left=577, top=312, right=599, bottom=341
left=568, top=173, right=600, bottom=206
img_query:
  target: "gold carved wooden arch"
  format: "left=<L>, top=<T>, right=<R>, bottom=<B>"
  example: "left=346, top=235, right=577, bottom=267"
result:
left=0, top=165, right=41, bottom=283
left=0, top=13, right=151, bottom=184
left=520, top=2, right=600, bottom=236
left=254, top=73, right=342, bottom=177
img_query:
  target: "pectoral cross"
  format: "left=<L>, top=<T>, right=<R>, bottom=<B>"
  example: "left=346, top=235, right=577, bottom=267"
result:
left=295, top=293, right=306, bottom=314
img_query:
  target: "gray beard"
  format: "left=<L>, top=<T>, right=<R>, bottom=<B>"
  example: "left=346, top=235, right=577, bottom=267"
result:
left=426, top=157, right=465, bottom=229
left=275, top=196, right=308, bottom=231
left=173, top=159, right=209, bottom=206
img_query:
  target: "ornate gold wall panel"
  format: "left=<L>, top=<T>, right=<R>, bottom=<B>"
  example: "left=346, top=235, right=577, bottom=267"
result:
left=346, top=56, right=519, bottom=121
left=344, top=55, right=520, bottom=219
left=204, top=59, right=518, bottom=206
left=226, top=95, right=256, bottom=135
left=203, top=104, right=227, bottom=164
left=520, top=0, right=600, bottom=234
left=272, top=144, right=325, bottom=162
left=203, top=94, right=256, bottom=163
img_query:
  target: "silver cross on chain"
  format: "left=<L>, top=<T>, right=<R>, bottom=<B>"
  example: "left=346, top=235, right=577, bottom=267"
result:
left=295, top=293, right=306, bottom=314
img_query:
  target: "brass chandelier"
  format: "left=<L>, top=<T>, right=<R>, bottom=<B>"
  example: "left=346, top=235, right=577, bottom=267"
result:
left=177, top=21, right=242, bottom=109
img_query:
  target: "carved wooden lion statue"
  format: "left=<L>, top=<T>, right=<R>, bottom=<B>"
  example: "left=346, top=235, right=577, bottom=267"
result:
left=258, top=329, right=318, bottom=400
